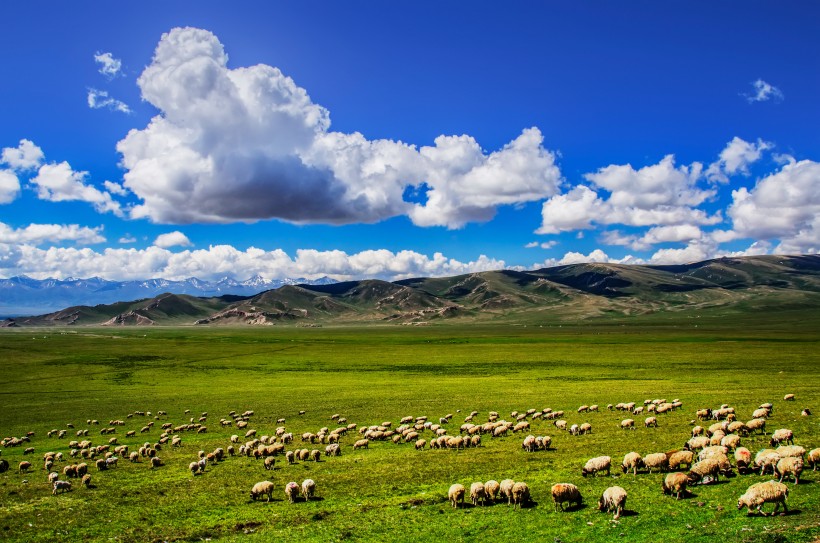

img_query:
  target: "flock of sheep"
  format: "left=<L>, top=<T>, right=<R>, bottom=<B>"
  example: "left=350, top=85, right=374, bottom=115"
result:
left=1, top=392, right=817, bottom=523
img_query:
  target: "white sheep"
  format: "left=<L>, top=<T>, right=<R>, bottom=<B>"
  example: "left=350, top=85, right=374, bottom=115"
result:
left=620, top=419, right=635, bottom=430
left=746, top=418, right=766, bottom=435
left=769, top=428, right=794, bottom=447
left=499, top=479, right=515, bottom=505
left=776, top=445, right=806, bottom=459
left=552, top=483, right=582, bottom=511
left=470, top=482, right=486, bottom=506
left=52, top=480, right=72, bottom=495
left=644, top=452, right=669, bottom=473
left=667, top=450, right=694, bottom=471
left=783, top=393, right=795, bottom=401
left=808, top=448, right=820, bottom=471
left=484, top=480, right=500, bottom=502
left=250, top=480, right=274, bottom=502
left=598, top=486, right=627, bottom=519
left=737, top=481, right=789, bottom=516
left=622, top=452, right=643, bottom=475
left=188, top=461, right=200, bottom=476
left=581, top=456, right=611, bottom=477
left=81, top=474, right=91, bottom=488
left=776, top=457, right=803, bottom=484
left=735, top=447, right=752, bottom=473
left=301, top=479, right=316, bottom=501
left=264, top=456, right=276, bottom=470
left=755, top=449, right=781, bottom=475
left=448, top=483, right=465, bottom=509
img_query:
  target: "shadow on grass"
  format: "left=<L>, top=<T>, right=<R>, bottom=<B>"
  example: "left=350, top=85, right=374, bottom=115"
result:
left=619, top=509, right=639, bottom=517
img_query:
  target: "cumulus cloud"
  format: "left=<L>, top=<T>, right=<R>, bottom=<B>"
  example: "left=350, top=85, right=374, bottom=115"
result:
left=0, top=170, right=20, bottom=204
left=538, top=155, right=718, bottom=234
left=706, top=137, right=772, bottom=183
left=153, top=231, right=192, bottom=248
left=118, top=235, right=137, bottom=244
left=0, top=244, right=506, bottom=282
left=602, top=224, right=704, bottom=251
left=30, top=161, right=123, bottom=216
left=727, top=158, right=820, bottom=254
left=87, top=88, right=131, bottom=113
left=745, top=79, right=783, bottom=103
left=1, top=139, right=44, bottom=171
left=103, top=180, right=129, bottom=196
left=0, top=222, right=105, bottom=245
left=94, top=51, right=123, bottom=78
left=118, top=27, right=560, bottom=227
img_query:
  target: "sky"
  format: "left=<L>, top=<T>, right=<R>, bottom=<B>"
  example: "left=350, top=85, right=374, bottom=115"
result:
left=1, top=2, right=818, bottom=282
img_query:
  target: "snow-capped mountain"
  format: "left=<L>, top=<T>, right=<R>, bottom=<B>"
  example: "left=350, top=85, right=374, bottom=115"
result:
left=0, top=275, right=337, bottom=317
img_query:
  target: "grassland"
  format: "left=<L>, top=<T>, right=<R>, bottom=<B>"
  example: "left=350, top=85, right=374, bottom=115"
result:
left=0, top=316, right=818, bottom=542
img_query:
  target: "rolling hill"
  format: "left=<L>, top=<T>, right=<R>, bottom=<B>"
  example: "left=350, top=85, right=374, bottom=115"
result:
left=4, top=254, right=819, bottom=327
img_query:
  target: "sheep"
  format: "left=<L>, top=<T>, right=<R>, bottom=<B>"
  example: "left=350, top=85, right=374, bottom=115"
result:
left=644, top=416, right=658, bottom=428
left=552, top=483, right=582, bottom=511
left=721, top=434, right=741, bottom=451
left=746, top=418, right=766, bottom=435
left=310, top=449, right=322, bottom=462
left=735, top=447, right=752, bottom=473
left=189, top=461, right=201, bottom=476
left=755, top=449, right=781, bottom=475
left=776, top=445, right=806, bottom=460
left=470, top=482, right=487, bottom=506
left=644, top=452, right=669, bottom=473
left=579, top=422, right=592, bottom=434
left=684, top=436, right=710, bottom=451
left=776, top=457, right=803, bottom=484
left=688, top=458, right=729, bottom=484
left=283, top=481, right=301, bottom=503
left=622, top=452, right=643, bottom=475
left=807, top=448, right=820, bottom=471
left=485, top=480, right=500, bottom=502
left=150, top=457, right=162, bottom=468
left=769, top=429, right=793, bottom=447
left=52, top=480, right=72, bottom=494
left=737, top=481, right=789, bottom=516
left=250, top=480, right=274, bottom=502
left=582, top=456, right=612, bottom=477
left=19, top=461, right=31, bottom=473
left=129, top=451, right=139, bottom=463
left=784, top=393, right=795, bottom=401
left=802, top=408, right=812, bottom=416
left=499, top=479, right=515, bottom=505
left=48, top=471, right=59, bottom=484
left=620, top=419, right=635, bottom=430
left=264, top=456, right=276, bottom=470
left=662, top=472, right=689, bottom=500
left=353, top=439, right=369, bottom=450
left=752, top=408, right=770, bottom=420
left=301, top=479, right=316, bottom=501
left=81, top=474, right=91, bottom=488
left=598, top=486, right=627, bottom=519
left=554, top=420, right=567, bottom=431
left=667, top=450, right=694, bottom=471
left=522, top=435, right=536, bottom=452
left=448, top=483, right=466, bottom=509
left=511, top=482, right=530, bottom=509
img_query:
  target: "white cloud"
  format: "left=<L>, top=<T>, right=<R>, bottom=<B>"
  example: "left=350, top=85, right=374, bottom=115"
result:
left=94, top=51, right=123, bottom=78
left=118, top=27, right=561, bottom=227
left=103, top=180, right=129, bottom=196
left=30, top=161, right=123, bottom=216
left=602, top=224, right=704, bottom=251
left=118, top=235, right=137, bottom=244
left=727, top=158, right=820, bottom=254
left=706, top=137, right=772, bottom=183
left=1, top=139, right=44, bottom=171
left=0, top=170, right=20, bottom=204
left=745, top=79, right=783, bottom=103
left=0, top=244, right=506, bottom=282
left=0, top=222, right=105, bottom=245
left=153, top=231, right=192, bottom=248
left=538, top=155, right=718, bottom=234
left=525, top=240, right=558, bottom=249
left=87, top=88, right=131, bottom=113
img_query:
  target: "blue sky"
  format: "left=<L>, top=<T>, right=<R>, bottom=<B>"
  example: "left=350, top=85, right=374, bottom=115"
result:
left=1, top=2, right=818, bottom=281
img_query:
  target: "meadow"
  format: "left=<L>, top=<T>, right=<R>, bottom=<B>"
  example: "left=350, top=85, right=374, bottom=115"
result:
left=0, top=317, right=818, bottom=542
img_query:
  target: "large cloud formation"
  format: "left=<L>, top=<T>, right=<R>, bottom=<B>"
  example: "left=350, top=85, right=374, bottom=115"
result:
left=118, top=27, right=561, bottom=228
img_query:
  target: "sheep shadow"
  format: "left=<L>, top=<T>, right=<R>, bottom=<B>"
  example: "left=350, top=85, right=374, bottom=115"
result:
left=618, top=509, right=639, bottom=517
left=555, top=503, right=587, bottom=512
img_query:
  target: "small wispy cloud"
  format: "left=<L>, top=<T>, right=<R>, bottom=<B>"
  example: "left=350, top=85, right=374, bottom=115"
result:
left=118, top=235, right=137, bottom=244
left=745, top=79, right=783, bottom=103
left=525, top=240, right=558, bottom=249
left=94, top=51, right=122, bottom=78
left=87, top=88, right=131, bottom=114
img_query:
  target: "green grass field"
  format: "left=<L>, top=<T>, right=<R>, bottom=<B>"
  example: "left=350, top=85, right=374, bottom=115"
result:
left=1, top=318, right=818, bottom=542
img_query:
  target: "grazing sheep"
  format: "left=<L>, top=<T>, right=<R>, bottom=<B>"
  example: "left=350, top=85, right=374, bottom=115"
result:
left=620, top=419, right=635, bottom=430
left=579, top=422, right=592, bottom=434
left=598, top=486, right=627, bottom=519
left=784, top=394, right=795, bottom=401
left=264, top=456, right=276, bottom=470
left=499, top=479, right=515, bottom=505
left=721, top=434, right=741, bottom=451
left=769, top=429, right=794, bottom=447
left=81, top=474, right=91, bottom=488
left=470, top=482, right=486, bottom=506
left=448, top=483, right=465, bottom=509
left=301, top=479, right=316, bottom=501
left=737, top=481, right=789, bottom=516
left=582, top=456, right=612, bottom=477
left=48, top=471, right=59, bottom=484
left=662, top=472, right=689, bottom=499
left=755, top=449, right=781, bottom=475
left=776, top=457, right=803, bottom=484
left=622, top=452, right=643, bottom=475
left=552, top=483, right=582, bottom=511
left=52, top=480, right=72, bottom=494
left=150, top=457, right=162, bottom=468
left=667, top=450, right=694, bottom=471
left=807, top=448, right=820, bottom=471
left=19, top=461, right=31, bottom=473
left=189, top=461, right=201, bottom=476
left=746, top=418, right=766, bottom=435
left=644, top=452, right=669, bottom=473
left=485, top=480, right=500, bottom=502
left=645, top=416, right=658, bottom=428
left=802, top=408, right=811, bottom=416
left=735, top=447, right=752, bottom=473
left=285, top=481, right=301, bottom=503
left=0, top=459, right=8, bottom=474
left=250, top=480, right=274, bottom=502
left=129, top=452, right=139, bottom=463
left=353, top=439, right=369, bottom=450
left=511, top=482, right=530, bottom=509
left=776, top=445, right=806, bottom=460
left=688, top=458, right=728, bottom=484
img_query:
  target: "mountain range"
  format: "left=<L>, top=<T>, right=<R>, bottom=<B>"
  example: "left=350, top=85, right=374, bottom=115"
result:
left=0, top=275, right=336, bottom=318
left=3, top=254, right=819, bottom=327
